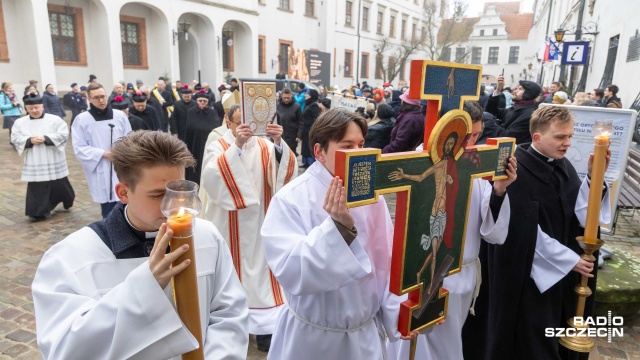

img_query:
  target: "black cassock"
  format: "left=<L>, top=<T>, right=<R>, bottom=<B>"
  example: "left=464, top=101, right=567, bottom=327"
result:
left=462, top=144, right=599, bottom=360
left=184, top=106, right=220, bottom=185
left=171, top=100, right=197, bottom=141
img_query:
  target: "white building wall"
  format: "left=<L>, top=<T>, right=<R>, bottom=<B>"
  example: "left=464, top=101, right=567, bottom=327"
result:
left=526, top=0, right=640, bottom=107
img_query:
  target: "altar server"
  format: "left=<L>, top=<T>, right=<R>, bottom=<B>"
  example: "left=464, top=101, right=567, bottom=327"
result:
left=11, top=93, right=75, bottom=220
left=261, top=109, right=416, bottom=360
left=72, top=83, right=131, bottom=217
left=462, top=105, right=611, bottom=360
left=201, top=103, right=297, bottom=352
left=32, top=130, right=248, bottom=360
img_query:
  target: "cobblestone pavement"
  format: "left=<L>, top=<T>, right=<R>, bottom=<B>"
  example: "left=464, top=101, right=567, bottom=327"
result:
left=0, top=124, right=638, bottom=359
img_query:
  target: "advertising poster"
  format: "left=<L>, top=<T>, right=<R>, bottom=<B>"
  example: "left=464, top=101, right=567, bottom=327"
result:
left=287, top=48, right=331, bottom=87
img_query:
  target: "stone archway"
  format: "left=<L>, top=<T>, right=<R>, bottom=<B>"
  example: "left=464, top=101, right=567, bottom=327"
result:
left=221, top=20, right=253, bottom=78
left=119, top=1, right=171, bottom=86
left=176, top=13, right=217, bottom=86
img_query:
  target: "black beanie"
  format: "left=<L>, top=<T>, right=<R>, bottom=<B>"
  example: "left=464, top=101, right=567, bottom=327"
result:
left=519, top=80, right=542, bottom=101
left=376, top=103, right=395, bottom=119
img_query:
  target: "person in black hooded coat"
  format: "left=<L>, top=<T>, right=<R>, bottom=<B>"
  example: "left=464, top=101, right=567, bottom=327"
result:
left=364, top=103, right=395, bottom=149
left=388, top=90, right=403, bottom=118
left=300, top=89, right=321, bottom=167
left=485, top=77, right=541, bottom=144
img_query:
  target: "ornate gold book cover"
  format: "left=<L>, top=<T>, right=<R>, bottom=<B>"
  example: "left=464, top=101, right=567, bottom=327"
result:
left=240, top=82, right=277, bottom=136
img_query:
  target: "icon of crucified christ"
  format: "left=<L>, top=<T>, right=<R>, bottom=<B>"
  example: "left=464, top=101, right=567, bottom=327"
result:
left=388, top=133, right=459, bottom=295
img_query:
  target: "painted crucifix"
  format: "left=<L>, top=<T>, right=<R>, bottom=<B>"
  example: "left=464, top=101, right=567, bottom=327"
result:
left=335, top=60, right=516, bottom=337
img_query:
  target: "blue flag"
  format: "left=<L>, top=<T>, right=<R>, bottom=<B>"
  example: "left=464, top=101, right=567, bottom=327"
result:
left=548, top=40, right=559, bottom=61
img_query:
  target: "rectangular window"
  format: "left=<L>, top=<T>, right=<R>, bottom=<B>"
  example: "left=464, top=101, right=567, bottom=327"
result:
left=361, top=52, right=369, bottom=78
left=49, top=11, right=79, bottom=62
left=121, top=23, right=141, bottom=66
left=120, top=15, right=147, bottom=69
left=305, top=0, right=314, bottom=16
left=455, top=47, right=466, bottom=63
left=387, top=56, right=396, bottom=80
left=471, top=47, right=482, bottom=64
left=377, top=11, right=384, bottom=34
left=399, top=61, right=405, bottom=80
left=375, top=54, right=383, bottom=79
left=421, top=23, right=427, bottom=42
left=488, top=46, right=499, bottom=64
left=279, top=40, right=292, bottom=75
left=279, top=0, right=290, bottom=10
left=401, top=18, right=406, bottom=40
left=508, top=46, right=519, bottom=64
left=412, top=23, right=417, bottom=42
left=480, top=29, right=484, bottom=36
left=627, top=32, right=640, bottom=62
left=389, top=15, right=395, bottom=37
left=441, top=47, right=451, bottom=62
left=258, top=36, right=266, bottom=73
left=0, top=0, right=8, bottom=61
left=493, top=29, right=498, bottom=36
left=344, top=50, right=353, bottom=77
left=362, top=7, right=369, bottom=31
left=223, top=29, right=235, bottom=71
left=345, top=1, right=353, bottom=26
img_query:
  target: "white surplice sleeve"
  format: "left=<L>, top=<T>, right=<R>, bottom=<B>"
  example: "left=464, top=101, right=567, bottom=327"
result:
left=47, top=116, right=69, bottom=153
left=530, top=226, right=580, bottom=293
left=10, top=118, right=30, bottom=156
left=32, top=253, right=198, bottom=360
left=71, top=118, right=105, bottom=174
left=261, top=194, right=372, bottom=296
left=574, top=176, right=612, bottom=227
left=201, top=142, right=259, bottom=211
left=479, top=181, right=511, bottom=245
left=203, top=225, right=249, bottom=360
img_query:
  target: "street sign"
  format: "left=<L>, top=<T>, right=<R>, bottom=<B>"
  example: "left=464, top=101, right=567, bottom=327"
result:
left=561, top=41, right=590, bottom=65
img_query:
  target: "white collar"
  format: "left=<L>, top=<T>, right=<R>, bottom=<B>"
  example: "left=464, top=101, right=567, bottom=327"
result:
left=124, top=205, right=158, bottom=239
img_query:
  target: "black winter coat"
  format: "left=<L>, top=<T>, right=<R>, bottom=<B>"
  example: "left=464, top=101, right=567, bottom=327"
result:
left=364, top=118, right=395, bottom=149
left=301, top=102, right=321, bottom=158
left=485, top=95, right=538, bottom=144
left=42, top=92, right=66, bottom=118
left=277, top=100, right=303, bottom=155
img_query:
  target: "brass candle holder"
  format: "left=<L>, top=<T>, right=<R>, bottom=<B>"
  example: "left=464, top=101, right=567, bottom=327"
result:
left=558, top=236, right=604, bottom=352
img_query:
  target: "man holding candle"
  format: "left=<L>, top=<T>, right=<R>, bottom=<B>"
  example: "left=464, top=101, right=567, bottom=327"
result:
left=32, top=130, right=249, bottom=359
left=463, top=106, right=611, bottom=360
left=261, top=109, right=417, bottom=359
left=201, top=102, right=298, bottom=352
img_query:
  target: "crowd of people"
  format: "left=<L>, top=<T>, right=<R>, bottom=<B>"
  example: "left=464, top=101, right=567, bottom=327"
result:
left=0, top=72, right=618, bottom=360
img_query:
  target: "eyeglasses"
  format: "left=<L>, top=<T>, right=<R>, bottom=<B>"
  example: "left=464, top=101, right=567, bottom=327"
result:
left=90, top=95, right=107, bottom=101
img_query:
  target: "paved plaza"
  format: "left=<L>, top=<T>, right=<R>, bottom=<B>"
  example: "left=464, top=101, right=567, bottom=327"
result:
left=0, top=124, right=639, bottom=359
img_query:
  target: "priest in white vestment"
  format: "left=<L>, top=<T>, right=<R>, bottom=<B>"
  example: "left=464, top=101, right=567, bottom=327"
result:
left=72, top=83, right=131, bottom=218
left=261, top=109, right=415, bottom=360
left=32, top=130, right=248, bottom=360
left=201, top=104, right=297, bottom=351
left=11, top=93, right=75, bottom=220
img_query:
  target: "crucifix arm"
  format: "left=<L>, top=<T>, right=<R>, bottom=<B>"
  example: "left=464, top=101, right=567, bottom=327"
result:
left=388, top=163, right=438, bottom=182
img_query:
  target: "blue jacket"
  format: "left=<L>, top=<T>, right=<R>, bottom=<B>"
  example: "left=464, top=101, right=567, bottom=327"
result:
left=0, top=93, right=21, bottom=117
left=43, top=92, right=66, bottom=118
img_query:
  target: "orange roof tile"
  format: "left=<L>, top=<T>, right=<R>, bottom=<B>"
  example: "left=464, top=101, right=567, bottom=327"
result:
left=500, top=13, right=534, bottom=40
left=484, top=2, right=521, bottom=15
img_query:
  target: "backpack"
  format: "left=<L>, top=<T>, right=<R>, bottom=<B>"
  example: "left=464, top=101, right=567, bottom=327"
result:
left=63, top=92, right=73, bottom=108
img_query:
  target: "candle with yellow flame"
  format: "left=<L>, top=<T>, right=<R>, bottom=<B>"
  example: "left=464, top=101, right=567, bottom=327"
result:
left=162, top=180, right=204, bottom=360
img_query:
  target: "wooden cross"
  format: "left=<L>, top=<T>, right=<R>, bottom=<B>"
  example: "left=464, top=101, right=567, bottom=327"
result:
left=336, top=60, right=515, bottom=336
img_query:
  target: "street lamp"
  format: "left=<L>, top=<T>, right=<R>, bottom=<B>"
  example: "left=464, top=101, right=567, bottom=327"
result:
left=554, top=29, right=566, bottom=43
left=173, top=19, right=192, bottom=45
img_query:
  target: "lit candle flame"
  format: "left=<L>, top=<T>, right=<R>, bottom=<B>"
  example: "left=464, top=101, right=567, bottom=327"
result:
left=177, top=207, right=185, bottom=217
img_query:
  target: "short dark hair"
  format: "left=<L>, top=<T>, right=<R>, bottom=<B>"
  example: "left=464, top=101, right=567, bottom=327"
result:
left=111, top=131, right=195, bottom=191
left=87, top=83, right=104, bottom=97
left=228, top=104, right=241, bottom=119
left=309, top=109, right=367, bottom=153
left=463, top=101, right=484, bottom=123
left=530, top=106, right=574, bottom=135
left=231, top=78, right=238, bottom=83
left=282, top=88, right=292, bottom=95
left=298, top=83, right=306, bottom=90
left=606, top=84, right=619, bottom=95
left=593, top=88, right=604, bottom=98
left=551, top=81, right=561, bottom=88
